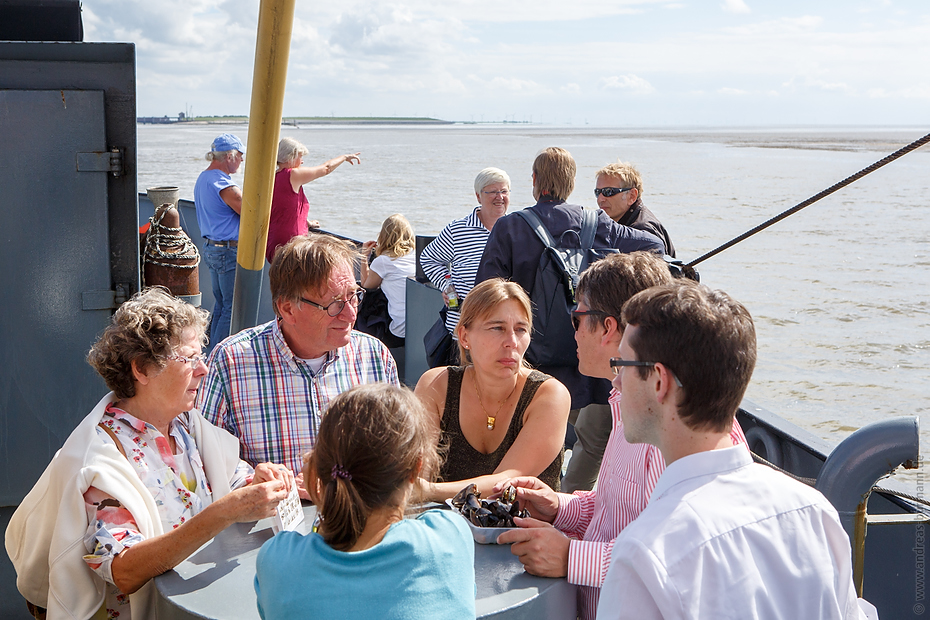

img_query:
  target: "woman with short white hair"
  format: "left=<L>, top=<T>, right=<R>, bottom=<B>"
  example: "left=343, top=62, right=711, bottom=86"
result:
left=420, top=167, right=512, bottom=350
left=266, top=137, right=361, bottom=262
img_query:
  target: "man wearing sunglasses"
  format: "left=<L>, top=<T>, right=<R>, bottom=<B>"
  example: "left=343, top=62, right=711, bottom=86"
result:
left=496, top=253, right=747, bottom=620
left=566, top=162, right=676, bottom=491
left=594, top=161, right=675, bottom=258
left=596, top=283, right=862, bottom=619
left=197, top=235, right=399, bottom=485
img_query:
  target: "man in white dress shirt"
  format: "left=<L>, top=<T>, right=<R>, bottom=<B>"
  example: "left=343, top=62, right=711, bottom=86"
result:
left=597, top=282, right=864, bottom=620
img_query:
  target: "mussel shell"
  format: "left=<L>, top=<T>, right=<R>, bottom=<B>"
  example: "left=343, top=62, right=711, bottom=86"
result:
left=451, top=483, right=479, bottom=508
left=468, top=507, right=494, bottom=527
left=502, top=485, right=517, bottom=504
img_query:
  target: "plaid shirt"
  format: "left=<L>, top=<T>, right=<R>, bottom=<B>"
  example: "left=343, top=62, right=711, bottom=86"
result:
left=196, top=320, right=399, bottom=473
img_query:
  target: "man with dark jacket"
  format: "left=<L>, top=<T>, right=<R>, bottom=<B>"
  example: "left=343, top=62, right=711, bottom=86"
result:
left=594, top=161, right=675, bottom=258
left=476, top=147, right=664, bottom=419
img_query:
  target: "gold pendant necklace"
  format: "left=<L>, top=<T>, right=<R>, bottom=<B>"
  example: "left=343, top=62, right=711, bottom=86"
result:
left=472, top=369, right=519, bottom=430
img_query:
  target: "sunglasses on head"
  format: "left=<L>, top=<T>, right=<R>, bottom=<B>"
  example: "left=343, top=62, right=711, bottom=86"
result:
left=594, top=187, right=633, bottom=198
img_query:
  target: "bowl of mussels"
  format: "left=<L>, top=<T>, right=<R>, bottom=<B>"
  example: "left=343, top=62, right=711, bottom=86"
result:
left=446, top=483, right=528, bottom=544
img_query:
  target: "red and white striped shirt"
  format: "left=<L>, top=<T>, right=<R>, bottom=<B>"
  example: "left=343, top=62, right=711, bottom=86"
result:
left=554, top=389, right=748, bottom=620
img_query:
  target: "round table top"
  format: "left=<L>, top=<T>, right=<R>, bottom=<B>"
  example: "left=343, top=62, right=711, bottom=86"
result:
left=154, top=505, right=576, bottom=620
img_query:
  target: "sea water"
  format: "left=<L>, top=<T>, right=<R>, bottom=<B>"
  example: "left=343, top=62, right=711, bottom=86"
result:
left=138, top=123, right=930, bottom=489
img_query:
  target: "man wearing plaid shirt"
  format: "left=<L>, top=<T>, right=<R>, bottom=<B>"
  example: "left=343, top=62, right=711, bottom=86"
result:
left=196, top=235, right=399, bottom=478
left=496, top=253, right=746, bottom=620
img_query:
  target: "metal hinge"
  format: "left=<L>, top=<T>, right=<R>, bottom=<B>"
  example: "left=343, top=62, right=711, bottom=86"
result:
left=76, top=148, right=124, bottom=177
left=82, top=284, right=129, bottom=310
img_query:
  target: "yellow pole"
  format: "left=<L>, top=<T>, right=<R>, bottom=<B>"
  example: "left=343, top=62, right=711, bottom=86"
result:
left=852, top=500, right=868, bottom=597
left=230, top=0, right=296, bottom=333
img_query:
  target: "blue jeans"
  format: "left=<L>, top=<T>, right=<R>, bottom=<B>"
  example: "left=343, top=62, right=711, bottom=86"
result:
left=202, top=243, right=237, bottom=348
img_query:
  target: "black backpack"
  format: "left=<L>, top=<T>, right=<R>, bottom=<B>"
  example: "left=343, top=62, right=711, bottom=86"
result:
left=515, top=208, right=618, bottom=367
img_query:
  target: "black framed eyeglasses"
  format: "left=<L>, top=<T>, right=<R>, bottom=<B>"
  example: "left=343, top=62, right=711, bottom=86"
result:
left=594, top=187, right=633, bottom=198
left=299, top=289, right=365, bottom=317
left=571, top=310, right=612, bottom=331
left=610, top=357, right=683, bottom=388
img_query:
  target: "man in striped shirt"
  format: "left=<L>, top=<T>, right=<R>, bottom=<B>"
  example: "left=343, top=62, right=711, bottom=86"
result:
left=196, top=235, right=399, bottom=479
left=496, top=252, right=747, bottom=620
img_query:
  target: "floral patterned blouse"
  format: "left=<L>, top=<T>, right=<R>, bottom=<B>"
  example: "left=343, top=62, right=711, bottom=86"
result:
left=82, top=404, right=252, bottom=620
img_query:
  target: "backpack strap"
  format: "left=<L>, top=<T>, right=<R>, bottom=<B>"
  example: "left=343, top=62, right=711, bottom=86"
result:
left=516, top=208, right=581, bottom=302
left=517, top=207, right=599, bottom=251
left=579, top=207, right=597, bottom=250
left=515, top=208, right=555, bottom=249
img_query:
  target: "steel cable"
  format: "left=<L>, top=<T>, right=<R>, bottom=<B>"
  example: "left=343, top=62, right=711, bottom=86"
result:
left=688, top=131, right=930, bottom=268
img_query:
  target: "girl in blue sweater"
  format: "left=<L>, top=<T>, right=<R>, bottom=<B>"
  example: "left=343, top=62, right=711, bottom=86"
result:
left=254, top=384, right=475, bottom=619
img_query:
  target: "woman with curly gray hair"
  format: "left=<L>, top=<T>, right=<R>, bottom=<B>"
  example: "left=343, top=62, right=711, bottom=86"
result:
left=6, top=287, right=293, bottom=620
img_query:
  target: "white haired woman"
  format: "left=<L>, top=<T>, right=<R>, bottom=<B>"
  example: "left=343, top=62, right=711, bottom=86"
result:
left=419, top=167, right=512, bottom=352
left=6, top=288, right=292, bottom=620
left=266, top=137, right=361, bottom=262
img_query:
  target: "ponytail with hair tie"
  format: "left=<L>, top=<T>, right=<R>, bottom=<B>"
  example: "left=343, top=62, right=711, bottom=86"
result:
left=331, top=464, right=352, bottom=481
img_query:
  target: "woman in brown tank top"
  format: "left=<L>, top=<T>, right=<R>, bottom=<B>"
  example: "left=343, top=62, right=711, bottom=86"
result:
left=414, top=279, right=571, bottom=502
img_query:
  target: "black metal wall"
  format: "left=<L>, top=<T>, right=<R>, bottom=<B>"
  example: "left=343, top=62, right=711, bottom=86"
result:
left=0, top=41, right=137, bottom=619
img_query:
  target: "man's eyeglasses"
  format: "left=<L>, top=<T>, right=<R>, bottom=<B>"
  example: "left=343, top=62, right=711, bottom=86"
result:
left=571, top=310, right=612, bottom=331
left=594, top=187, right=633, bottom=198
left=482, top=189, right=510, bottom=196
left=610, top=357, right=683, bottom=387
left=165, top=353, right=208, bottom=368
left=299, top=289, right=365, bottom=317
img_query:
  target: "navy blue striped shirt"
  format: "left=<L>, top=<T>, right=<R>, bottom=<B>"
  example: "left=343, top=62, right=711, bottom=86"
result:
left=420, top=206, right=491, bottom=334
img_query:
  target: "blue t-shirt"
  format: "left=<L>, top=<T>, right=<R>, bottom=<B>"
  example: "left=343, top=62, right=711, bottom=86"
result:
left=194, top=168, right=240, bottom=240
left=254, top=509, right=475, bottom=620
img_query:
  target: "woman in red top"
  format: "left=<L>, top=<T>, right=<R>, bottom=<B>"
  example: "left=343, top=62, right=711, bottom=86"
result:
left=266, top=137, right=361, bottom=262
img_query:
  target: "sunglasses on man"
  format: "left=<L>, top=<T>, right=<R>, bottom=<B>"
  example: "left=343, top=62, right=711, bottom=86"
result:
left=594, top=187, right=633, bottom=198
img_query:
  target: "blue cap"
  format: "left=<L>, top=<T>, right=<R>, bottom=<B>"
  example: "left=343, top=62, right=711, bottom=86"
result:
left=211, top=133, right=245, bottom=153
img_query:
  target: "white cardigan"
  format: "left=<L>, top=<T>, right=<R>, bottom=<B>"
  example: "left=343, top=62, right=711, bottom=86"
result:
left=5, top=392, right=243, bottom=620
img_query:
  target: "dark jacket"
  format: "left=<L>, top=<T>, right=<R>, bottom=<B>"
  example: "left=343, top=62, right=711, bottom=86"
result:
left=475, top=198, right=665, bottom=409
left=618, top=199, right=676, bottom=258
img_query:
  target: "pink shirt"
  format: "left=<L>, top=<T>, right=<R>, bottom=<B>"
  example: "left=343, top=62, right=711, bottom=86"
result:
left=554, top=389, right=748, bottom=620
left=266, top=167, right=310, bottom=263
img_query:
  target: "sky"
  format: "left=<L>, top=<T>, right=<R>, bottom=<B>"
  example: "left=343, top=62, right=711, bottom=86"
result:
left=83, top=0, right=930, bottom=126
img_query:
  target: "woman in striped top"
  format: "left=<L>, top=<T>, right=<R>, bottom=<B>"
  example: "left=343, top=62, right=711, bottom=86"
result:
left=420, top=167, right=512, bottom=337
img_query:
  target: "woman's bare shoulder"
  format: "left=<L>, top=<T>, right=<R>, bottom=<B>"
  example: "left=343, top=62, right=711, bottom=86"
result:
left=526, top=373, right=571, bottom=414
left=416, top=365, right=451, bottom=388
left=414, top=366, right=452, bottom=413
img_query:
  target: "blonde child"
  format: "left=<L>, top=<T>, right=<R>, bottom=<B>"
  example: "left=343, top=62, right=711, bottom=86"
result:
left=359, top=214, right=416, bottom=348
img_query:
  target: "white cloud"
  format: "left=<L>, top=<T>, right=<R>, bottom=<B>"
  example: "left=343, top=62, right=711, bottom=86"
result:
left=304, top=0, right=664, bottom=24
left=81, top=0, right=930, bottom=124
left=723, top=15, right=823, bottom=36
left=856, top=0, right=893, bottom=14
left=867, top=85, right=930, bottom=99
left=328, top=6, right=461, bottom=58
left=472, top=76, right=549, bottom=94
left=600, top=75, right=656, bottom=94
left=721, top=0, right=751, bottom=15
left=780, top=76, right=854, bottom=95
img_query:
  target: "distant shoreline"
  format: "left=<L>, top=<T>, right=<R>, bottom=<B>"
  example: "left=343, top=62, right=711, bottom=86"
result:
left=137, top=116, right=458, bottom=126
